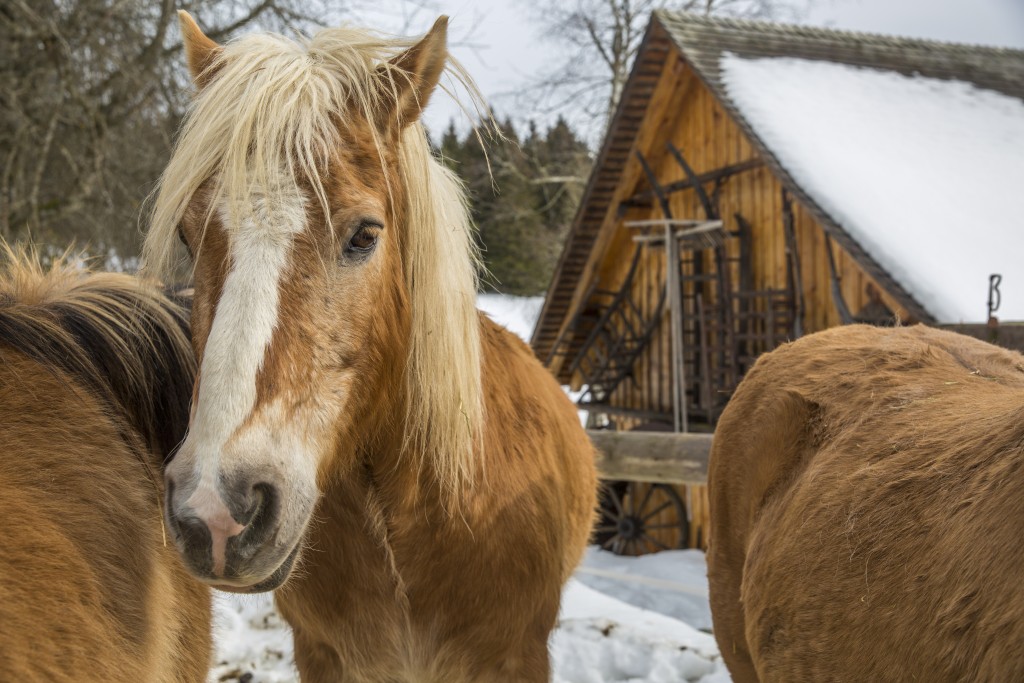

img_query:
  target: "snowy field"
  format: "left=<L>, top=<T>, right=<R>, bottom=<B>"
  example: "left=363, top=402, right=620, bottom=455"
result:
left=210, top=548, right=728, bottom=683
left=207, top=295, right=728, bottom=682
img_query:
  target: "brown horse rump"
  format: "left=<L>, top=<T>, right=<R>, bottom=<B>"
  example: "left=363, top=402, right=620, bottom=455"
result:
left=0, top=249, right=210, bottom=682
left=709, top=324, right=1024, bottom=682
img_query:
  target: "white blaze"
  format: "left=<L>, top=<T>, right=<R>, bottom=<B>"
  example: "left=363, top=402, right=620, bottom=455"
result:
left=182, top=178, right=307, bottom=573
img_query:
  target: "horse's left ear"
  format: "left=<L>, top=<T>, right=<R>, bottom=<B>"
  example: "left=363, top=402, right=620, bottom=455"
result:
left=178, top=11, right=223, bottom=89
left=378, top=16, right=448, bottom=133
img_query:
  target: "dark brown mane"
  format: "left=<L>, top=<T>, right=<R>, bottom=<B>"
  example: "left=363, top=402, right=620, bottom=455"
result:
left=0, top=247, right=195, bottom=460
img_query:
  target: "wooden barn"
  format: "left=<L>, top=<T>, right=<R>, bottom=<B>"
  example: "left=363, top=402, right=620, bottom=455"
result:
left=530, top=12, right=1024, bottom=553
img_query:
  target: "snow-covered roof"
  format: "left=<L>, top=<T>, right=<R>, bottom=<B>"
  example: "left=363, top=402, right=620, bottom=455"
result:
left=654, top=11, right=1024, bottom=324
left=719, top=56, right=1024, bottom=323
left=534, top=14, right=1024, bottom=360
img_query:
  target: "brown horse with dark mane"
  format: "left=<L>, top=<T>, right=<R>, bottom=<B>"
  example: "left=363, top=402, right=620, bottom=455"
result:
left=709, top=323, right=1024, bottom=682
left=143, top=12, right=597, bottom=682
left=0, top=247, right=211, bottom=682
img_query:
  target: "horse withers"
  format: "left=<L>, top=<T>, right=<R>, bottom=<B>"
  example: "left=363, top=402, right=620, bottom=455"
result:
left=145, top=13, right=597, bottom=682
left=0, top=248, right=211, bottom=682
left=708, top=324, right=1024, bottom=682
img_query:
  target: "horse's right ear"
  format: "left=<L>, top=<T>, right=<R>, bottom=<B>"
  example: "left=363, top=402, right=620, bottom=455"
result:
left=376, top=16, right=448, bottom=135
left=178, top=11, right=222, bottom=89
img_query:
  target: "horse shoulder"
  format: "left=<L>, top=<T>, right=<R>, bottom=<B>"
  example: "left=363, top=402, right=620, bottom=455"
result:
left=476, top=313, right=597, bottom=577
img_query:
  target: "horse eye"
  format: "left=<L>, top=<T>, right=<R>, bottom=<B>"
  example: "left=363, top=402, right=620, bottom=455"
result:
left=177, top=225, right=193, bottom=258
left=345, top=224, right=380, bottom=256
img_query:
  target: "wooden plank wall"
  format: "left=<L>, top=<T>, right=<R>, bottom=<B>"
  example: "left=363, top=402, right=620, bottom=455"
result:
left=584, top=55, right=912, bottom=551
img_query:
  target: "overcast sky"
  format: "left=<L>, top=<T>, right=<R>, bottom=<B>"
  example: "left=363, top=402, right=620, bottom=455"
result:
left=356, top=0, right=1024, bottom=138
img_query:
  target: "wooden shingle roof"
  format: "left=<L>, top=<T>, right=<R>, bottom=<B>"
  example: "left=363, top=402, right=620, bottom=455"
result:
left=531, top=10, right=1024, bottom=361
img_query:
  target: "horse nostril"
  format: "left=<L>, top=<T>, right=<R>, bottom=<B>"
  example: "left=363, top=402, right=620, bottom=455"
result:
left=168, top=512, right=213, bottom=575
left=234, top=482, right=279, bottom=548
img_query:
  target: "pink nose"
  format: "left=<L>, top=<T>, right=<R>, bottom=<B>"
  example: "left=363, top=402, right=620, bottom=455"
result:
left=166, top=478, right=279, bottom=581
left=200, top=503, right=245, bottom=577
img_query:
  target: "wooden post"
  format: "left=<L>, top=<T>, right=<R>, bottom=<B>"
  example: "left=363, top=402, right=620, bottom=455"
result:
left=666, top=223, right=688, bottom=433
left=588, top=429, right=712, bottom=485
left=782, top=190, right=805, bottom=338
left=824, top=234, right=855, bottom=324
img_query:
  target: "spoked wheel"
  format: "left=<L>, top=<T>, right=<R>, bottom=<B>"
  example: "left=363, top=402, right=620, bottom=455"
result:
left=595, top=481, right=689, bottom=555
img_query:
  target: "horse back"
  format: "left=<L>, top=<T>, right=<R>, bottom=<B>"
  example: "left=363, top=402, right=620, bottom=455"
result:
left=0, top=351, right=211, bottom=682
left=709, top=324, right=1024, bottom=682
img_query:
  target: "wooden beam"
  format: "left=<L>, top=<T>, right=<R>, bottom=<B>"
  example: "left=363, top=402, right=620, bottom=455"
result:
left=619, top=158, right=764, bottom=211
left=824, top=233, right=855, bottom=325
left=781, top=190, right=805, bottom=338
left=666, top=142, right=718, bottom=220
left=588, top=430, right=712, bottom=485
left=635, top=149, right=673, bottom=219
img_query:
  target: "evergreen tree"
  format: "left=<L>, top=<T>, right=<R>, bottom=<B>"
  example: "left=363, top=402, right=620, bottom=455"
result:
left=439, top=115, right=592, bottom=296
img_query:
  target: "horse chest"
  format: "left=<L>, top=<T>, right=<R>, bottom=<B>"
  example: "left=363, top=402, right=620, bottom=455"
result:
left=272, top=493, right=428, bottom=674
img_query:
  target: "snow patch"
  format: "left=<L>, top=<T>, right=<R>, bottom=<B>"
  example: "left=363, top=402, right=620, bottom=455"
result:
left=209, top=593, right=295, bottom=682
left=208, top=548, right=730, bottom=682
left=574, top=547, right=714, bottom=632
left=554, top=580, right=723, bottom=683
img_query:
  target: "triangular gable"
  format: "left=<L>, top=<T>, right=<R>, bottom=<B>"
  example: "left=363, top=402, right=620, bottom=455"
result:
left=655, top=10, right=1024, bottom=324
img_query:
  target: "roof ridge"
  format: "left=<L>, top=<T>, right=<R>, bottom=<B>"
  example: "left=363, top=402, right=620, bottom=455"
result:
left=653, top=9, right=1024, bottom=56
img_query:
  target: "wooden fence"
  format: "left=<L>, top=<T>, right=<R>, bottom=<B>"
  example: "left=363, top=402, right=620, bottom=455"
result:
left=588, top=430, right=712, bottom=485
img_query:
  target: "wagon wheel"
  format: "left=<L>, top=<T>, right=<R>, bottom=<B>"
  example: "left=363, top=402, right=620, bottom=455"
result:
left=595, top=481, right=689, bottom=556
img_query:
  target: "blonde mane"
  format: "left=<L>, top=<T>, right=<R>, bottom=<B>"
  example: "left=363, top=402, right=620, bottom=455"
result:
left=143, top=24, right=487, bottom=497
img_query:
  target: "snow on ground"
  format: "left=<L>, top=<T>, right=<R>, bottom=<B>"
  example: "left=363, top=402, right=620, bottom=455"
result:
left=719, top=54, right=1024, bottom=324
left=209, top=593, right=295, bottom=683
left=209, top=548, right=729, bottom=683
left=553, top=579, right=721, bottom=683
left=553, top=549, right=726, bottom=683
left=574, top=548, right=713, bottom=633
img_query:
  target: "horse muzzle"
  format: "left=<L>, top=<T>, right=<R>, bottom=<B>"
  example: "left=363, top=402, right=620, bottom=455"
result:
left=165, top=473, right=303, bottom=591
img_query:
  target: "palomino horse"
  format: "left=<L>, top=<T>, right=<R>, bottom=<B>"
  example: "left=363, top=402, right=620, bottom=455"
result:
left=0, top=248, right=211, bottom=682
left=708, top=323, right=1024, bottom=682
left=144, top=12, right=597, bottom=682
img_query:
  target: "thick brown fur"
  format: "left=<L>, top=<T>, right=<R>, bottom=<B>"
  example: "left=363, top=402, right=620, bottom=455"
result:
left=0, top=249, right=211, bottom=682
left=708, top=324, right=1024, bottom=682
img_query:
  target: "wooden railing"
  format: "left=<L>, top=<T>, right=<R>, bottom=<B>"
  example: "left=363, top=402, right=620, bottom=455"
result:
left=588, top=430, right=712, bottom=485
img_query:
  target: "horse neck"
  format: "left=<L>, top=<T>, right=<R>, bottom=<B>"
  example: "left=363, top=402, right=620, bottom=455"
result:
left=342, top=311, right=479, bottom=517
left=328, top=150, right=482, bottom=513
left=332, top=277, right=415, bottom=487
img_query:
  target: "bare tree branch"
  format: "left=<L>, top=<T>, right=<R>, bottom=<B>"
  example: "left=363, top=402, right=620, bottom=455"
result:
left=0, top=0, right=370, bottom=261
left=518, top=0, right=809, bottom=141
